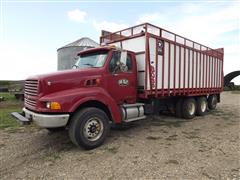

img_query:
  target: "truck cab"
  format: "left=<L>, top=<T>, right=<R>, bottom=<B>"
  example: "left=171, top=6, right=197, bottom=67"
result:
left=14, top=46, right=145, bottom=149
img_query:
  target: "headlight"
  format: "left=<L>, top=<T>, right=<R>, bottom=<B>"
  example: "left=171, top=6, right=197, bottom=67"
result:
left=46, top=101, right=61, bottom=110
left=46, top=102, right=51, bottom=109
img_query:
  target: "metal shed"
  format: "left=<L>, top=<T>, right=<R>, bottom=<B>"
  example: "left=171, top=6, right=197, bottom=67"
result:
left=57, top=37, right=99, bottom=70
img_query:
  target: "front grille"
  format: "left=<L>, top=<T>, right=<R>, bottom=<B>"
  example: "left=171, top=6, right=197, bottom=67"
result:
left=24, top=80, right=39, bottom=108
left=25, top=98, right=37, bottom=107
left=25, top=80, right=38, bottom=96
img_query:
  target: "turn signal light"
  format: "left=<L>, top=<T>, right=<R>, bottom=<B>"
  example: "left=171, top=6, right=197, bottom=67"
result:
left=96, top=78, right=101, bottom=85
left=50, top=102, right=61, bottom=110
left=85, top=78, right=101, bottom=86
left=46, top=102, right=61, bottom=110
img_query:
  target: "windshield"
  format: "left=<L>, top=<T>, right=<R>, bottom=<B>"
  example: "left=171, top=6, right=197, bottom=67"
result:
left=74, top=51, right=109, bottom=69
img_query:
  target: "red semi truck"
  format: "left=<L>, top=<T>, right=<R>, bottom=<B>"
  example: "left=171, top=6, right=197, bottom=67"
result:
left=12, top=23, right=224, bottom=149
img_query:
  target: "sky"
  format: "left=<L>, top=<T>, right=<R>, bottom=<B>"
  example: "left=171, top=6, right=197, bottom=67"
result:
left=0, top=0, right=239, bottom=84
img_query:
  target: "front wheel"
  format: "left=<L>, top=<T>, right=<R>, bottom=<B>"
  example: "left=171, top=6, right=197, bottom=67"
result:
left=69, top=107, right=110, bottom=149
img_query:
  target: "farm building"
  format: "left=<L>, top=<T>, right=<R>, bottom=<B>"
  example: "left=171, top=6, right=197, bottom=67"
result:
left=57, top=37, right=99, bottom=70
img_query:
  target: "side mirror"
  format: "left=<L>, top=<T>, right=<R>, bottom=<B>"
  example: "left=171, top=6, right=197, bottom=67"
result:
left=120, top=51, right=127, bottom=65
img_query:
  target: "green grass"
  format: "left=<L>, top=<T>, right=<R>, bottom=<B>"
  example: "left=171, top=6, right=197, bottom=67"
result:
left=0, top=93, right=23, bottom=130
left=0, top=92, right=17, bottom=101
left=0, top=107, right=22, bottom=129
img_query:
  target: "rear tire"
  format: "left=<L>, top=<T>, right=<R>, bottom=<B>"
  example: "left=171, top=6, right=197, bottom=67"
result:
left=196, top=97, right=207, bottom=116
left=68, top=107, right=110, bottom=149
left=175, top=98, right=183, bottom=118
left=182, top=98, right=196, bottom=119
left=208, top=95, right=217, bottom=110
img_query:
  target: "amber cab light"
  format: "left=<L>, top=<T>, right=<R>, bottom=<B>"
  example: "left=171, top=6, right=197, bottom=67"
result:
left=46, top=102, right=61, bottom=110
left=96, top=78, right=101, bottom=85
left=85, top=78, right=101, bottom=86
left=51, top=102, right=61, bottom=110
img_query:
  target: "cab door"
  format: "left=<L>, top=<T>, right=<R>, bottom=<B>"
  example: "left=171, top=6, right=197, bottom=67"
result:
left=106, top=51, right=137, bottom=104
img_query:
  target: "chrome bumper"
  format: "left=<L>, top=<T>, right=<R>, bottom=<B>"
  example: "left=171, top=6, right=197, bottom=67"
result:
left=12, top=108, right=69, bottom=128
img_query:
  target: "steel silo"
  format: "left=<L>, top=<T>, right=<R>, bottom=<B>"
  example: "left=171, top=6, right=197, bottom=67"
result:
left=57, top=37, right=99, bottom=70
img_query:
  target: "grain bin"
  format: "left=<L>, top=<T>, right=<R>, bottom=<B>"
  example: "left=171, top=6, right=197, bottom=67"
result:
left=57, top=37, right=99, bottom=70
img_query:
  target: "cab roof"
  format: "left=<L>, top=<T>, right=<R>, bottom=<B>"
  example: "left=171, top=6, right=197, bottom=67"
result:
left=77, top=46, right=134, bottom=56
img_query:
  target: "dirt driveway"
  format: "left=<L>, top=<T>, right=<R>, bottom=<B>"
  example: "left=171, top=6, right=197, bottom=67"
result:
left=0, top=91, right=239, bottom=179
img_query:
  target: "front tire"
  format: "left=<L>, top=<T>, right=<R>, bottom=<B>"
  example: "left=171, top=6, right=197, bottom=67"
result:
left=182, top=98, right=196, bottom=119
left=69, top=107, right=110, bottom=149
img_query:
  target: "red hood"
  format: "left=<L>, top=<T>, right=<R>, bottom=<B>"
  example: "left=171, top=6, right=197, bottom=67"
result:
left=27, top=68, right=104, bottom=96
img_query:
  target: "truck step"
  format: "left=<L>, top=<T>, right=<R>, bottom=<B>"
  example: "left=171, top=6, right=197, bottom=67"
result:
left=122, top=103, right=144, bottom=108
left=11, top=112, right=30, bottom=125
left=123, top=115, right=146, bottom=123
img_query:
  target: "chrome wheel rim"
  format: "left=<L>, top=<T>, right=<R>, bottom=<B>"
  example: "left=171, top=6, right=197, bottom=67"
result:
left=188, top=102, right=195, bottom=115
left=83, top=117, right=104, bottom=141
left=201, top=100, right=207, bottom=112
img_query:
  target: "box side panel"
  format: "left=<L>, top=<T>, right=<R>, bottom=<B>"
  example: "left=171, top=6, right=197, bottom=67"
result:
left=209, top=57, right=212, bottom=88
left=217, top=59, right=219, bottom=87
left=219, top=60, right=221, bottom=87
left=189, top=50, right=193, bottom=88
left=180, top=47, right=184, bottom=89
left=185, top=49, right=189, bottom=89
left=220, top=60, right=223, bottom=87
left=164, top=42, right=169, bottom=89
left=197, top=52, right=200, bottom=88
left=148, top=37, right=157, bottom=90
left=170, top=44, right=174, bottom=89
left=206, top=56, right=209, bottom=89
left=175, top=45, right=180, bottom=89
left=109, top=34, right=223, bottom=96
left=193, top=51, right=196, bottom=89
left=214, top=57, right=216, bottom=88
left=203, top=55, right=207, bottom=88
left=218, top=59, right=220, bottom=87
left=122, top=36, right=146, bottom=52
left=157, top=55, right=163, bottom=89
left=136, top=54, right=145, bottom=87
left=109, top=36, right=145, bottom=52
left=200, top=53, right=204, bottom=88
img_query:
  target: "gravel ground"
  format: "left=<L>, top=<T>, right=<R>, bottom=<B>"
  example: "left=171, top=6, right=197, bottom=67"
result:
left=0, top=91, right=239, bottom=180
